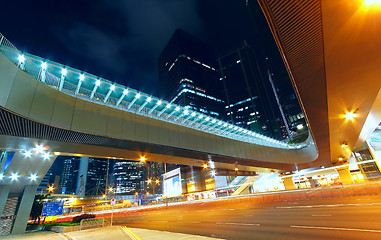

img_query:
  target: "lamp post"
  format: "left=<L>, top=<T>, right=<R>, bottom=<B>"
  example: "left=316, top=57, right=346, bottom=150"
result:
left=108, top=187, right=115, bottom=227
left=146, top=179, right=160, bottom=204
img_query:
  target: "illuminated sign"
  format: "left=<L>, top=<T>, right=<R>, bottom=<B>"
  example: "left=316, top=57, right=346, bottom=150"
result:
left=163, top=168, right=182, bottom=197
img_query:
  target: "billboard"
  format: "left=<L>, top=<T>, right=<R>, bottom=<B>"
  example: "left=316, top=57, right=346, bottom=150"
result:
left=163, top=168, right=182, bottom=197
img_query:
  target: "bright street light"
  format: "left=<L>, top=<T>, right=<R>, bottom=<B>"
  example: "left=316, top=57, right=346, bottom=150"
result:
left=140, top=156, right=146, bottom=163
left=30, top=174, right=38, bottom=181
left=24, top=150, right=32, bottom=158
left=155, top=179, right=160, bottom=184
left=10, top=173, right=19, bottom=181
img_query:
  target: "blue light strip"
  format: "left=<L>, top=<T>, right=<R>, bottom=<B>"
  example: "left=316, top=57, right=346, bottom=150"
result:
left=0, top=32, right=309, bottom=149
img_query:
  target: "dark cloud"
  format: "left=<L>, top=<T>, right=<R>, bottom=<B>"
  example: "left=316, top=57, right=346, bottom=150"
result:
left=53, top=0, right=204, bottom=94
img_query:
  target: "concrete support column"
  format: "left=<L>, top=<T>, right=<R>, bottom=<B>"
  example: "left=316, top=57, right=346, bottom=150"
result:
left=336, top=165, right=354, bottom=185
left=76, top=157, right=89, bottom=197
left=283, top=176, right=295, bottom=190
left=11, top=185, right=38, bottom=235
left=0, top=185, right=10, bottom=215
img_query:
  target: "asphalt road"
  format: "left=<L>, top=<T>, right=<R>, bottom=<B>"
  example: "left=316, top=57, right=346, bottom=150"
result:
left=114, top=195, right=381, bottom=240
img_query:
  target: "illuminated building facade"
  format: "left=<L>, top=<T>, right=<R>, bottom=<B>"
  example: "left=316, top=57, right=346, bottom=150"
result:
left=60, top=157, right=79, bottom=195
left=218, top=41, right=289, bottom=139
left=113, top=160, right=145, bottom=194
left=158, top=29, right=225, bottom=119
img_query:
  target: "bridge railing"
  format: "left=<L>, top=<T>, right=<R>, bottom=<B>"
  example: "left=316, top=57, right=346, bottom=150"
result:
left=0, top=32, right=309, bottom=149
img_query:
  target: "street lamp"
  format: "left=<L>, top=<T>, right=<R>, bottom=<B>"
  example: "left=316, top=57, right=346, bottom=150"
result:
left=139, top=156, right=146, bottom=163
left=147, top=179, right=160, bottom=204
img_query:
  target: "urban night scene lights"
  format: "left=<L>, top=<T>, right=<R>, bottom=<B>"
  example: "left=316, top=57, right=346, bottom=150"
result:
left=0, top=0, right=380, bottom=239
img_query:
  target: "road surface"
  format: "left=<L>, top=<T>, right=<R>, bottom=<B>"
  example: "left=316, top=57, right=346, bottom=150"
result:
left=114, top=195, right=381, bottom=240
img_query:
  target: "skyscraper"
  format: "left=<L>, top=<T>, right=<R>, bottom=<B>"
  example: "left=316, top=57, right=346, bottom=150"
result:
left=218, top=41, right=288, bottom=140
left=85, top=158, right=108, bottom=196
left=158, top=29, right=225, bottom=119
left=37, top=169, right=54, bottom=194
left=113, top=160, right=145, bottom=194
left=60, top=157, right=79, bottom=195
left=60, top=157, right=108, bottom=196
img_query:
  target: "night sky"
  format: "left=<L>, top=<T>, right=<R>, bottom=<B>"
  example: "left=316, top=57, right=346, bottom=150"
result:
left=1, top=0, right=286, bottom=175
left=0, top=0, right=281, bottom=96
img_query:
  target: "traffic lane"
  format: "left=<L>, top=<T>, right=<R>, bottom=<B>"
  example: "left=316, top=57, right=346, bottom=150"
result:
left=114, top=196, right=381, bottom=239
left=115, top=203, right=381, bottom=230
left=117, top=217, right=381, bottom=240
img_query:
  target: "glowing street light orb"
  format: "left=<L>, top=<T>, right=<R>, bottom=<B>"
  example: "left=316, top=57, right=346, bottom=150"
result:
left=30, top=174, right=38, bottom=181
left=155, top=179, right=160, bottom=184
left=43, top=152, right=51, bottom=160
left=147, top=179, right=152, bottom=184
left=34, top=145, right=45, bottom=154
left=344, top=111, right=356, bottom=120
left=203, top=163, right=208, bottom=169
left=18, top=54, right=25, bottom=63
left=365, top=0, right=381, bottom=5
left=139, top=156, right=146, bottom=162
left=24, top=150, right=32, bottom=158
left=41, top=62, right=48, bottom=70
left=10, top=173, right=19, bottom=181
left=108, top=187, right=113, bottom=192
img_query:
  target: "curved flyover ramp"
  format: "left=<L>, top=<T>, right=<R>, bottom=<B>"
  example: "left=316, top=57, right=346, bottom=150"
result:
left=0, top=35, right=319, bottom=172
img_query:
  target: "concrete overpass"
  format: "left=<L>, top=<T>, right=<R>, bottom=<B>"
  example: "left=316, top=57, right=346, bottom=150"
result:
left=253, top=0, right=381, bottom=169
left=0, top=0, right=380, bottom=234
left=0, top=31, right=316, bottom=235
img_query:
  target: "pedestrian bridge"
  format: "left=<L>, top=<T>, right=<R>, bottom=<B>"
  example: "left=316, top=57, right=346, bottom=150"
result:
left=0, top=32, right=317, bottom=172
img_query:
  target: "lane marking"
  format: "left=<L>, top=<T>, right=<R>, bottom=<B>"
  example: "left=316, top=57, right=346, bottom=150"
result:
left=216, top=222, right=260, bottom=226
left=121, top=226, right=143, bottom=240
left=277, top=202, right=381, bottom=209
left=291, top=225, right=381, bottom=233
left=311, top=215, right=332, bottom=217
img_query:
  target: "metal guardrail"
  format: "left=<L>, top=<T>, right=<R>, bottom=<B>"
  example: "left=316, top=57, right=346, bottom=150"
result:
left=80, top=217, right=105, bottom=230
left=0, top=32, right=308, bottom=149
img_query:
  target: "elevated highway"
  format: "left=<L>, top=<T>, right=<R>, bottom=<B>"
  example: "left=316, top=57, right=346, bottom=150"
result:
left=0, top=33, right=318, bottom=173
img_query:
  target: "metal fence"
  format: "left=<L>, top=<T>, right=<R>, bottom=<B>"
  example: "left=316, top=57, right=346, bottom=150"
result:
left=80, top=217, right=105, bottom=230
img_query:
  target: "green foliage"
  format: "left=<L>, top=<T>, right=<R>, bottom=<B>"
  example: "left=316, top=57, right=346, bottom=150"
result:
left=42, top=221, right=80, bottom=226
left=72, top=214, right=96, bottom=223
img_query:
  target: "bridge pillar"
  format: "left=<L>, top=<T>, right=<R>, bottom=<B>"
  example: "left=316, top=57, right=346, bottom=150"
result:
left=336, top=165, right=354, bottom=185
left=11, top=185, right=38, bottom=235
left=282, top=176, right=295, bottom=190
left=0, top=185, right=10, bottom=216
left=0, top=150, right=56, bottom=235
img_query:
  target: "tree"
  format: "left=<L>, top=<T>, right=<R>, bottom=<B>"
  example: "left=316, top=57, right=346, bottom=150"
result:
left=30, top=194, right=49, bottom=224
